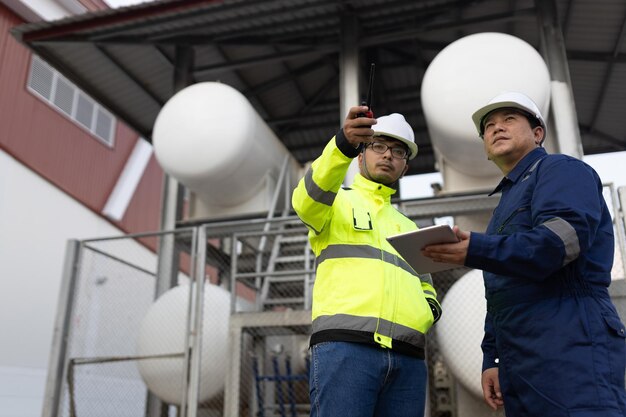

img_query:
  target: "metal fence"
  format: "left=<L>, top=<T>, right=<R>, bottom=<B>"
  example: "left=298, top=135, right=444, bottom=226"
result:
left=43, top=186, right=626, bottom=417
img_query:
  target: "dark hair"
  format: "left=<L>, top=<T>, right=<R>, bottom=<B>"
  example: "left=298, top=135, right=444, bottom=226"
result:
left=519, top=110, right=542, bottom=130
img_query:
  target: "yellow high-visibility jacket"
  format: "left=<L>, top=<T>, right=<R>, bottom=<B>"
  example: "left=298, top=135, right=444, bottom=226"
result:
left=292, top=131, right=441, bottom=358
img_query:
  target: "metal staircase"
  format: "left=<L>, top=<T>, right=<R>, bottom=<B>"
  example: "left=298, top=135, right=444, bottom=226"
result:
left=259, top=229, right=315, bottom=310
left=228, top=155, right=315, bottom=312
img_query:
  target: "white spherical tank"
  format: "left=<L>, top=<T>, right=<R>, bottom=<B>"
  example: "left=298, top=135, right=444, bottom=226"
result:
left=436, top=269, right=486, bottom=399
left=421, top=33, right=551, bottom=177
left=153, top=82, right=293, bottom=207
left=136, top=284, right=230, bottom=405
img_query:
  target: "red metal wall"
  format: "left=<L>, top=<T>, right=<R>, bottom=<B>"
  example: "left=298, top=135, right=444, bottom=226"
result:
left=0, top=3, right=163, bottom=236
left=122, top=156, right=164, bottom=250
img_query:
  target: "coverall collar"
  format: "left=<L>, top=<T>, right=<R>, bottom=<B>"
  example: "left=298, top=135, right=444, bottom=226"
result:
left=352, top=173, right=397, bottom=202
left=489, top=147, right=547, bottom=196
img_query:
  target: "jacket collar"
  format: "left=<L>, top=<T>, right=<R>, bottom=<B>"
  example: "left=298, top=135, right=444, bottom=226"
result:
left=489, top=147, right=547, bottom=195
left=351, top=173, right=397, bottom=201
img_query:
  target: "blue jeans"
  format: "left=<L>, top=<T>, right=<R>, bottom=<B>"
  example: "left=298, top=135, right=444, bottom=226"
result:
left=309, top=341, right=427, bottom=417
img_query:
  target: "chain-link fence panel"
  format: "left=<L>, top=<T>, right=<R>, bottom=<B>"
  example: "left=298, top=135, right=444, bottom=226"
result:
left=426, top=267, right=471, bottom=417
left=199, top=218, right=313, bottom=417
left=223, top=310, right=311, bottom=417
left=58, top=229, right=196, bottom=417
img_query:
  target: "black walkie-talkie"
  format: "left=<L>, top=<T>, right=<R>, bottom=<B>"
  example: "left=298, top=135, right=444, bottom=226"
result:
left=357, top=63, right=375, bottom=118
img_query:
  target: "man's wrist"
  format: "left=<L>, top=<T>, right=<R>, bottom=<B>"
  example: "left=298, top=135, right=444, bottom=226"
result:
left=335, top=128, right=363, bottom=158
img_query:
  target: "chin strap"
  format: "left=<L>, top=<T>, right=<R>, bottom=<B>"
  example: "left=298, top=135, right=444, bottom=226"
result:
left=360, top=151, right=374, bottom=182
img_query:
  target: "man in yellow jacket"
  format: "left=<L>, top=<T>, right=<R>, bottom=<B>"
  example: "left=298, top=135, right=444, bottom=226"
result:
left=292, top=105, right=441, bottom=417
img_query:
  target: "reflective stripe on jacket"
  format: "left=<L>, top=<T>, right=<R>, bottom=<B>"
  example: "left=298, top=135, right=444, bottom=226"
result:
left=292, top=131, right=440, bottom=358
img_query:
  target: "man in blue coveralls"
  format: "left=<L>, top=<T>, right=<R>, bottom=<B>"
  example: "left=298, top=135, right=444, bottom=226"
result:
left=422, top=91, right=626, bottom=417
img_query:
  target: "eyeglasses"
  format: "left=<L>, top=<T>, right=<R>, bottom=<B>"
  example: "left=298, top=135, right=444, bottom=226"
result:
left=365, top=142, right=408, bottom=160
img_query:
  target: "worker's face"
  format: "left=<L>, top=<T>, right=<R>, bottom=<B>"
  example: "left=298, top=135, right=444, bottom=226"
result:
left=482, top=109, right=544, bottom=169
left=358, top=137, right=409, bottom=185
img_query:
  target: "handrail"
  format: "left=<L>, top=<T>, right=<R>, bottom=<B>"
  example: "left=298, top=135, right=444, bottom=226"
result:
left=254, top=156, right=292, bottom=308
left=257, top=155, right=292, bottom=255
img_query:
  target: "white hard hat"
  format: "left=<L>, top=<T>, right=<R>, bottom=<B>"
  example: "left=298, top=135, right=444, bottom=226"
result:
left=373, top=113, right=418, bottom=159
left=471, top=91, right=546, bottom=140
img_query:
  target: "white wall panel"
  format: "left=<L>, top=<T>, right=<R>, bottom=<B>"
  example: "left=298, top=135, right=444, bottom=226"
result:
left=0, top=149, right=123, bottom=416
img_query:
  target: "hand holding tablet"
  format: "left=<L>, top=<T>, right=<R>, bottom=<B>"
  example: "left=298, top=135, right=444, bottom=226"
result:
left=387, top=224, right=460, bottom=274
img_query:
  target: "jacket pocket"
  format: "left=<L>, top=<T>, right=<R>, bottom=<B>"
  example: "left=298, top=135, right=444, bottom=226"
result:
left=496, top=206, right=531, bottom=235
left=602, top=312, right=626, bottom=339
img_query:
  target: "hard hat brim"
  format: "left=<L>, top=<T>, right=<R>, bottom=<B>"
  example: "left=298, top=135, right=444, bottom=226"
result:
left=472, top=100, right=546, bottom=139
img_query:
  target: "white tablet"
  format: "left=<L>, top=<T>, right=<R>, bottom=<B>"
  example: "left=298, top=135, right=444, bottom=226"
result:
left=386, top=224, right=460, bottom=274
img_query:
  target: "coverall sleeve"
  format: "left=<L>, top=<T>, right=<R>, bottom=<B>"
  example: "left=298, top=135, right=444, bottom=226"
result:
left=481, top=311, right=498, bottom=371
left=466, top=158, right=605, bottom=280
left=291, top=129, right=360, bottom=234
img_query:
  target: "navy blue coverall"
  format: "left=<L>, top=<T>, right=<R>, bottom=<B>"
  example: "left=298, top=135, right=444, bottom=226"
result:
left=466, top=147, right=626, bottom=417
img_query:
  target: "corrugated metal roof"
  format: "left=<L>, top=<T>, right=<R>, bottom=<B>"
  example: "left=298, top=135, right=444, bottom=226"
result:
left=11, top=0, right=626, bottom=175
